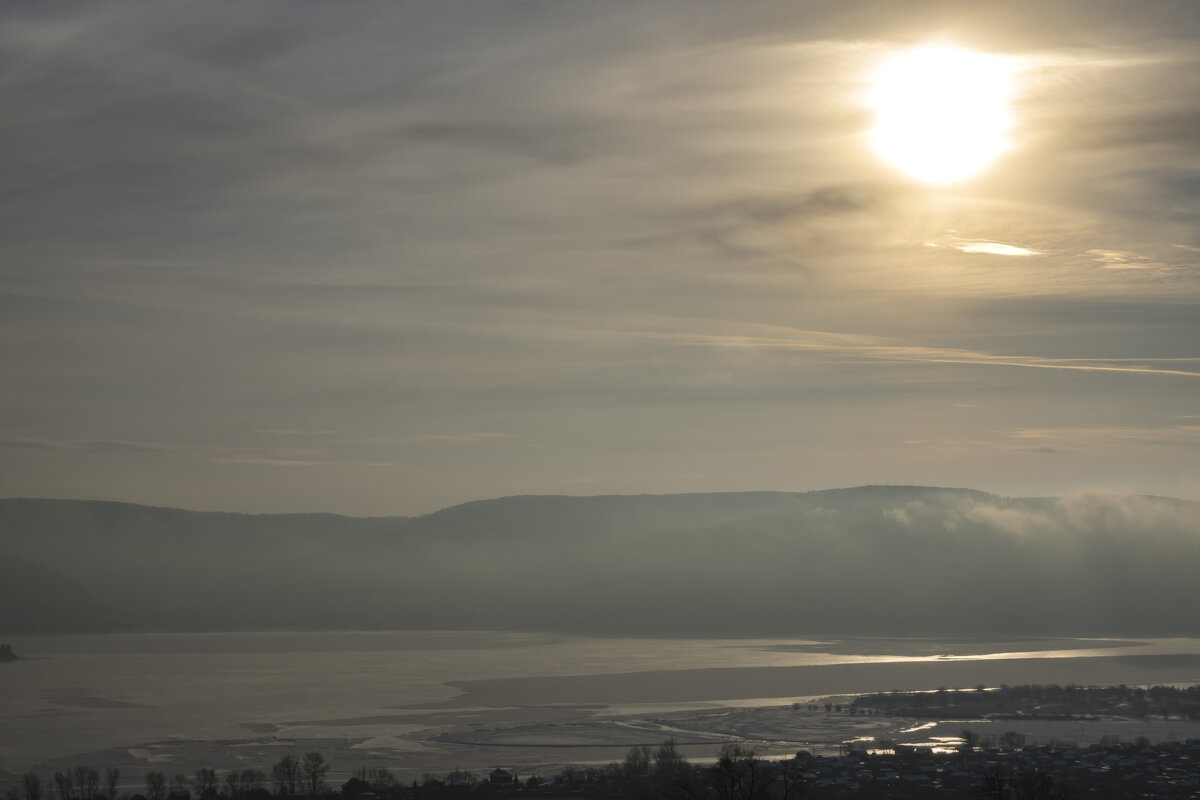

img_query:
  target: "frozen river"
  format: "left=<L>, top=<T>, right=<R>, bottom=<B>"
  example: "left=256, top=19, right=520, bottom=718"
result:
left=3, top=631, right=1200, bottom=790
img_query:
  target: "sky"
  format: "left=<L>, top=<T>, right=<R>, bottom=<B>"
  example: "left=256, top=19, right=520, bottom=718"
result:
left=1, top=1, right=1198, bottom=516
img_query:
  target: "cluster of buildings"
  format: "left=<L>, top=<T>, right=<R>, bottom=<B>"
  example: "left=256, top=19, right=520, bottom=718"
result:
left=371, top=740, right=1200, bottom=800
left=789, top=738, right=1200, bottom=796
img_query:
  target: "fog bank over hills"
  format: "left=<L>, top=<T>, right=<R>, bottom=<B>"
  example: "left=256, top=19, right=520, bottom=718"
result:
left=2, top=486, right=1198, bottom=637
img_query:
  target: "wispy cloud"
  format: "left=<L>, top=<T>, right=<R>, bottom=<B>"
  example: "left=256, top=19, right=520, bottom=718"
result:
left=399, top=432, right=515, bottom=444
left=218, top=457, right=330, bottom=468
left=0, top=438, right=63, bottom=450
left=660, top=327, right=1200, bottom=380
left=1005, top=425, right=1200, bottom=452
left=1088, top=249, right=1174, bottom=270
left=0, top=437, right=172, bottom=453
left=955, top=241, right=1042, bottom=256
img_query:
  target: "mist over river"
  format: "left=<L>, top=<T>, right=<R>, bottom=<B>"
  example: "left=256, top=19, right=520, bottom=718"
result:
left=4, top=632, right=1200, bottom=790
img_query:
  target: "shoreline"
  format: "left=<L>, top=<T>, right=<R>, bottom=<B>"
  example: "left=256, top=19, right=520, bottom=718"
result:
left=422, top=653, right=1200, bottom=710
left=5, top=634, right=1200, bottom=788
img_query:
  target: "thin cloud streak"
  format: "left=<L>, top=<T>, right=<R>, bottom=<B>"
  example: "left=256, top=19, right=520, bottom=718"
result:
left=1007, top=425, right=1200, bottom=449
left=660, top=330, right=1200, bottom=379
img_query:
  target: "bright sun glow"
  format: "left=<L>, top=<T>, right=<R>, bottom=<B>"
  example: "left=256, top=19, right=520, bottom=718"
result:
left=870, top=46, right=1014, bottom=184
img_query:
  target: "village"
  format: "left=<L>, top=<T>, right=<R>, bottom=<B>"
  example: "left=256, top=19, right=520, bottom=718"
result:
left=367, top=737, right=1200, bottom=799
left=13, top=737, right=1200, bottom=800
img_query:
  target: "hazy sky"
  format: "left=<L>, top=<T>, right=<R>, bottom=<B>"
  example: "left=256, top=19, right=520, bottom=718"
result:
left=2, top=1, right=1198, bottom=515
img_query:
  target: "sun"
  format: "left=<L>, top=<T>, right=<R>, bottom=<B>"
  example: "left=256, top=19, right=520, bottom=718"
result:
left=869, top=45, right=1014, bottom=184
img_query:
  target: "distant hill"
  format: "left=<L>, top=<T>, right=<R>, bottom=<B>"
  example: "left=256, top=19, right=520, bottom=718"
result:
left=1, top=487, right=1198, bottom=636
left=0, top=556, right=120, bottom=633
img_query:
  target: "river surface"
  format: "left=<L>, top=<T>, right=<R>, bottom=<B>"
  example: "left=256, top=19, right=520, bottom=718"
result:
left=3, top=631, right=1200, bottom=789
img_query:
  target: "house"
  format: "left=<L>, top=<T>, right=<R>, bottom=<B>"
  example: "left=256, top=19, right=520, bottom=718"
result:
left=487, top=770, right=515, bottom=788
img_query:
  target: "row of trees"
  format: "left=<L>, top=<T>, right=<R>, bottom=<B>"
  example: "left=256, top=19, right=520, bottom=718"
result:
left=4, top=740, right=1090, bottom=800
left=616, top=741, right=800, bottom=800
left=3, top=767, right=121, bottom=800
left=4, top=754, right=330, bottom=800
left=269, top=754, right=329, bottom=798
left=418, top=740, right=799, bottom=800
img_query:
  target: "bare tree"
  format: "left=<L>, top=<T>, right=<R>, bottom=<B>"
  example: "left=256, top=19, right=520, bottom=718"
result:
left=272, top=757, right=301, bottom=797
left=625, top=745, right=652, bottom=777
left=651, top=740, right=703, bottom=800
left=223, top=772, right=240, bottom=799
left=653, top=740, right=687, bottom=778
left=193, top=769, right=217, bottom=797
left=301, top=754, right=328, bottom=798
left=71, top=769, right=91, bottom=800
left=22, top=773, right=42, bottom=800
left=53, top=771, right=74, bottom=800
left=144, top=773, right=166, bottom=800
left=239, top=771, right=264, bottom=792
left=711, top=745, right=770, bottom=800
left=104, top=769, right=119, bottom=800
left=352, top=770, right=393, bottom=787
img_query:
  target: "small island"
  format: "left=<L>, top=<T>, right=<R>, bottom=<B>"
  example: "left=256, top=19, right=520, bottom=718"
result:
left=0, top=643, right=17, bottom=662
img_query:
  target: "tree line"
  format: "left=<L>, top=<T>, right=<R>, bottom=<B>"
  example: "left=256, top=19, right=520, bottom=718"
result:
left=5, top=754, right=330, bottom=800
left=4, top=742, right=803, bottom=800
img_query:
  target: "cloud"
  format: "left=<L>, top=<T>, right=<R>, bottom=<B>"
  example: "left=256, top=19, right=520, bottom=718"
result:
left=401, top=121, right=600, bottom=165
left=1088, top=249, right=1174, bottom=270
left=1, top=2, right=1199, bottom=514
left=961, top=502, right=1059, bottom=536
left=0, top=437, right=170, bottom=454
left=76, top=440, right=171, bottom=454
left=400, top=432, right=515, bottom=444
left=217, top=457, right=332, bottom=468
left=1074, top=108, right=1200, bottom=152
left=0, top=438, right=63, bottom=451
left=740, top=184, right=905, bottom=221
left=0, top=434, right=426, bottom=472
left=675, top=326, right=1200, bottom=380
left=955, top=241, right=1042, bottom=256
left=1005, top=425, right=1200, bottom=452
left=883, top=490, right=1200, bottom=542
left=1055, top=491, right=1200, bottom=535
left=881, top=496, right=1060, bottom=536
left=695, top=183, right=910, bottom=260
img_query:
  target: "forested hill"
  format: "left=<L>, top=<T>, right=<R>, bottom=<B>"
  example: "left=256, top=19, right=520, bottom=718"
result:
left=2, top=487, right=1198, bottom=637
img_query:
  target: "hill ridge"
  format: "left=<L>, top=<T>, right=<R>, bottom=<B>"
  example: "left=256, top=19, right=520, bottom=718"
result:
left=2, top=487, right=1198, bottom=637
